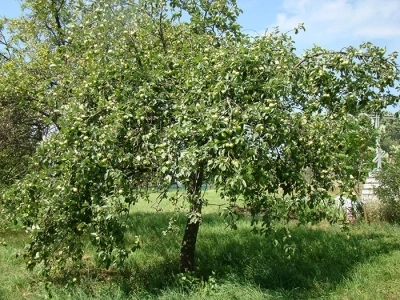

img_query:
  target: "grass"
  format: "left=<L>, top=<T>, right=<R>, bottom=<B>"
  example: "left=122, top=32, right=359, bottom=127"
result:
left=1, top=190, right=400, bottom=299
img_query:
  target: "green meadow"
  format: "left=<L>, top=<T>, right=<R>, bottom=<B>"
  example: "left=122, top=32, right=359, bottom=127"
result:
left=1, top=190, right=400, bottom=300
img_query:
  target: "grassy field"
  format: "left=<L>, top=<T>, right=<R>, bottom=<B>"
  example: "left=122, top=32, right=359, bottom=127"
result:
left=1, top=190, right=400, bottom=299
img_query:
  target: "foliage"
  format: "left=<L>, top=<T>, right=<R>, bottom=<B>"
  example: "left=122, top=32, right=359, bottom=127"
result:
left=0, top=105, right=42, bottom=188
left=381, top=114, right=400, bottom=155
left=0, top=0, right=84, bottom=188
left=0, top=0, right=399, bottom=280
left=0, top=20, right=47, bottom=188
left=375, top=148, right=400, bottom=223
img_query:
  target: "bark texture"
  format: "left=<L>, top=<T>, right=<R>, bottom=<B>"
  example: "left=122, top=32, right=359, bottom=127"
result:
left=179, top=167, right=204, bottom=272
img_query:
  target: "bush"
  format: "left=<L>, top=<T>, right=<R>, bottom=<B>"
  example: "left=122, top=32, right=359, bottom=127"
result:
left=363, top=202, right=383, bottom=223
left=375, top=147, right=400, bottom=223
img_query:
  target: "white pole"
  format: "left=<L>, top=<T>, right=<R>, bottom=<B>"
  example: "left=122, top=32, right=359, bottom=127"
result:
left=375, top=114, right=382, bottom=170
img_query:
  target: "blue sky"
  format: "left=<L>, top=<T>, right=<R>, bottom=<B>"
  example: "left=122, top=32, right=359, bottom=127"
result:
left=2, top=0, right=400, bottom=55
left=238, top=0, right=400, bottom=55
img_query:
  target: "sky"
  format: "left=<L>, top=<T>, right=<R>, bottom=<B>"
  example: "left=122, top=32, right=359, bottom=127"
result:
left=2, top=0, right=400, bottom=55
left=238, top=0, right=400, bottom=55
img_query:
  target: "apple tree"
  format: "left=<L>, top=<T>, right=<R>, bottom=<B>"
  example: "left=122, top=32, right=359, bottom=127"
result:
left=1, top=0, right=399, bottom=278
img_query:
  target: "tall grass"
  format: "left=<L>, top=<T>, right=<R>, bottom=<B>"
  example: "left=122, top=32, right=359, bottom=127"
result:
left=1, top=191, right=400, bottom=299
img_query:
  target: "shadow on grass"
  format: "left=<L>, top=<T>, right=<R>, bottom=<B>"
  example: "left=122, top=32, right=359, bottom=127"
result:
left=97, top=212, right=400, bottom=299
left=0, top=226, right=27, bottom=246
left=196, top=222, right=400, bottom=299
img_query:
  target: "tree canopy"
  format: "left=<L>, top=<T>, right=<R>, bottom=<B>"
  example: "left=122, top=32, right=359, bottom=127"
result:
left=1, top=0, right=399, bottom=278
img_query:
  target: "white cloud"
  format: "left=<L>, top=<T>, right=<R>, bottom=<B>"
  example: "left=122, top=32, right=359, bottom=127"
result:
left=272, top=0, right=400, bottom=51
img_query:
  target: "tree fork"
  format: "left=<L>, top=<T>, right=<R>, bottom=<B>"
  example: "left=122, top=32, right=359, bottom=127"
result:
left=179, top=166, right=204, bottom=273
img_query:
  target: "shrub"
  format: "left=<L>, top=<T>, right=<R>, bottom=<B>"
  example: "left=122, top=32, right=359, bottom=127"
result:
left=375, top=147, right=400, bottom=223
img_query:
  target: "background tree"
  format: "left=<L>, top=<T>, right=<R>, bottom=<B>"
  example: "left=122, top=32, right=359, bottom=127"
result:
left=0, top=0, right=81, bottom=188
left=381, top=113, right=400, bottom=156
left=1, top=0, right=399, bottom=279
left=375, top=148, right=400, bottom=223
left=0, top=103, right=46, bottom=187
left=0, top=19, right=43, bottom=188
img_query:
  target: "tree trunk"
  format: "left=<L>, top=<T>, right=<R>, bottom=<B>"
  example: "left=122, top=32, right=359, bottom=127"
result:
left=179, top=167, right=204, bottom=273
left=180, top=215, right=201, bottom=272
